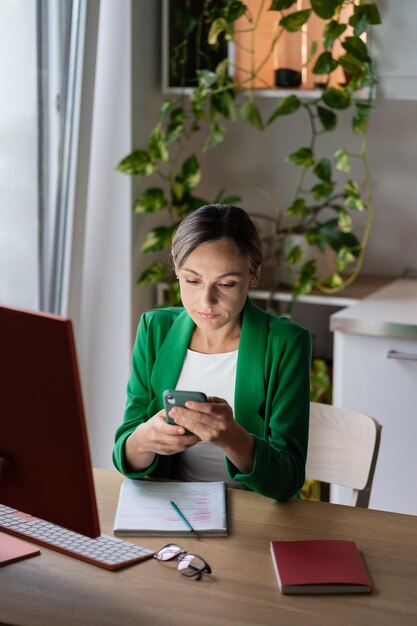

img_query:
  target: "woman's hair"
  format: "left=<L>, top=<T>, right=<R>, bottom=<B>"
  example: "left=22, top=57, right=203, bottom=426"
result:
left=171, top=204, right=263, bottom=275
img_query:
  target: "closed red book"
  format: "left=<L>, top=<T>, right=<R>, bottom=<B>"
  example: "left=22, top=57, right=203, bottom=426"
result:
left=270, top=539, right=372, bottom=595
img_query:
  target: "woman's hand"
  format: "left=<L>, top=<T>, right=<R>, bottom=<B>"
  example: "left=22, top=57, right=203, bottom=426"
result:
left=168, top=398, right=255, bottom=474
left=125, top=410, right=200, bottom=471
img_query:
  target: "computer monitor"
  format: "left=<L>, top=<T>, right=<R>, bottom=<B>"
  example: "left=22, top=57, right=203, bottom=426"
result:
left=0, top=304, right=100, bottom=538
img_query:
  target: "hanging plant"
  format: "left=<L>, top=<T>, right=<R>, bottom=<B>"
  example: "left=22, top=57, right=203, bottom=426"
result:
left=117, top=0, right=381, bottom=304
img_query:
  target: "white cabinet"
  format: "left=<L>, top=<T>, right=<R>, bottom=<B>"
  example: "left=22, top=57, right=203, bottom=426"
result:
left=369, top=0, right=417, bottom=100
left=331, top=279, right=417, bottom=515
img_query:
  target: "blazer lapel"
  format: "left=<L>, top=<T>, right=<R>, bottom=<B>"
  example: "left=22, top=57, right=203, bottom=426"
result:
left=234, top=299, right=268, bottom=437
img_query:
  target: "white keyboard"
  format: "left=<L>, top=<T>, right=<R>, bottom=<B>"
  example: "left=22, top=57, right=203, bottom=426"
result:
left=0, top=503, right=155, bottom=570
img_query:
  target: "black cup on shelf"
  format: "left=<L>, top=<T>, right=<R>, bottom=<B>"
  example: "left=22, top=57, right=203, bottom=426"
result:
left=275, top=68, right=302, bottom=88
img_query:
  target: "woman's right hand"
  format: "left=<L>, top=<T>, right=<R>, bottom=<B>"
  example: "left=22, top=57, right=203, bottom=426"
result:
left=125, top=410, right=200, bottom=471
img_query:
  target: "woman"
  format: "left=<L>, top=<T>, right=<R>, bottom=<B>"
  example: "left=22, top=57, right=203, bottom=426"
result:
left=113, top=204, right=311, bottom=501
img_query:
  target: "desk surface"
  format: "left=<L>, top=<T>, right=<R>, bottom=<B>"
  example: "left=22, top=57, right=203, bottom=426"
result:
left=1, top=468, right=417, bottom=626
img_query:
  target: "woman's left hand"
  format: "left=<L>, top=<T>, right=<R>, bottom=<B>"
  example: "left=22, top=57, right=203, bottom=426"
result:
left=168, top=397, right=255, bottom=474
left=168, top=396, right=234, bottom=445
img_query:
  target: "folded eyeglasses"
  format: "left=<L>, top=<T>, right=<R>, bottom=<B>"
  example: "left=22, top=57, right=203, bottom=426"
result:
left=154, top=543, right=212, bottom=580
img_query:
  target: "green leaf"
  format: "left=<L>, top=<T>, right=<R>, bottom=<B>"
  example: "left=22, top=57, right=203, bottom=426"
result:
left=286, top=198, right=308, bottom=216
left=336, top=246, right=355, bottom=271
left=350, top=4, right=381, bottom=37
left=319, top=219, right=360, bottom=252
left=279, top=9, right=311, bottom=33
left=344, top=180, right=360, bottom=196
left=310, top=0, right=341, bottom=20
left=304, top=228, right=323, bottom=247
left=225, top=1, right=246, bottom=22
left=267, top=95, right=301, bottom=125
left=311, top=181, right=335, bottom=201
left=352, top=102, right=373, bottom=134
left=345, top=193, right=366, bottom=212
left=133, top=188, right=167, bottom=213
left=322, top=87, right=351, bottom=110
left=203, top=123, right=226, bottom=152
left=337, top=210, right=352, bottom=233
left=293, top=259, right=317, bottom=296
left=191, top=88, right=208, bottom=114
left=218, top=194, right=242, bottom=205
left=174, top=193, right=208, bottom=217
left=312, top=51, right=339, bottom=75
left=208, top=18, right=230, bottom=45
left=323, top=20, right=346, bottom=50
left=338, top=53, right=363, bottom=76
left=334, top=149, right=351, bottom=173
left=116, top=150, right=156, bottom=176
left=148, top=126, right=169, bottom=162
left=269, top=0, right=297, bottom=9
left=211, top=90, right=236, bottom=120
left=286, top=244, right=303, bottom=265
left=317, top=106, right=337, bottom=131
left=159, top=100, right=175, bottom=120
left=140, top=225, right=177, bottom=254
left=287, top=147, right=314, bottom=167
left=321, top=272, right=344, bottom=289
left=197, top=69, right=218, bottom=90
left=342, top=36, right=371, bottom=63
left=166, top=107, right=187, bottom=143
left=177, top=154, right=201, bottom=191
left=240, top=99, right=264, bottom=130
left=137, top=262, right=166, bottom=286
left=313, top=158, right=332, bottom=182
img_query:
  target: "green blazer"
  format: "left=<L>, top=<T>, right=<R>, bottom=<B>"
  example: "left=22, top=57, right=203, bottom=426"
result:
left=112, top=298, right=311, bottom=501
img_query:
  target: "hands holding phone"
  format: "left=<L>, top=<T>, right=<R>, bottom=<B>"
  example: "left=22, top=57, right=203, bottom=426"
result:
left=125, top=390, right=254, bottom=474
left=164, top=390, right=236, bottom=446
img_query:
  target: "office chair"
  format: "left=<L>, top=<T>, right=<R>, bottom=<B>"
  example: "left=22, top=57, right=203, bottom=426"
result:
left=306, top=402, right=382, bottom=508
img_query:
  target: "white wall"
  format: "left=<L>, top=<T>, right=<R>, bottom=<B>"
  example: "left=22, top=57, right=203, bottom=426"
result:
left=77, top=0, right=132, bottom=469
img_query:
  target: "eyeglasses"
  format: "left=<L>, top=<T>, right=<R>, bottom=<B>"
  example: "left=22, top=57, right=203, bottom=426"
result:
left=154, top=543, right=212, bottom=580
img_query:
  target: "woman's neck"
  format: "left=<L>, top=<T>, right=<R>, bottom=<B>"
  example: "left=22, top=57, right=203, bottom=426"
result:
left=189, top=324, right=241, bottom=354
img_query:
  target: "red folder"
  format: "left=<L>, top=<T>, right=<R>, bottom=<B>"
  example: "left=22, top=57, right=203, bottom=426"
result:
left=270, top=539, right=372, bottom=594
left=0, top=532, right=40, bottom=567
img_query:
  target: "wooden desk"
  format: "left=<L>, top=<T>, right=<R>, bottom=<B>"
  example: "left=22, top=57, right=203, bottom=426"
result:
left=1, top=468, right=417, bottom=626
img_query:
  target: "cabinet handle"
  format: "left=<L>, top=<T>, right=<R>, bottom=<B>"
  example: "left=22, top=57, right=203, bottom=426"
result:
left=387, top=350, right=417, bottom=361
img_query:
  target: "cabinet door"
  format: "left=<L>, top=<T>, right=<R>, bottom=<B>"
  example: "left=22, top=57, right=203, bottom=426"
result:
left=332, top=331, right=417, bottom=514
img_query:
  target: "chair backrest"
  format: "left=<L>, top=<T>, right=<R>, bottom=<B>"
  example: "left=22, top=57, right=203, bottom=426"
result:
left=306, top=402, right=382, bottom=508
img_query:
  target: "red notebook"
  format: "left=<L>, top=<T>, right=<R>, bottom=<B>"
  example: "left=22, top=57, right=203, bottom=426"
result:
left=0, top=532, right=41, bottom=567
left=270, top=540, right=372, bottom=595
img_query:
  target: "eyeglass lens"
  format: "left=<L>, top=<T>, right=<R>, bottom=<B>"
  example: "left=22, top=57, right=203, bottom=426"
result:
left=155, top=543, right=184, bottom=561
left=155, top=543, right=211, bottom=579
left=177, top=553, right=208, bottom=577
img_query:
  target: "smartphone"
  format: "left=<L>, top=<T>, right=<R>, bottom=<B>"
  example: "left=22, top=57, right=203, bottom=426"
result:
left=163, top=389, right=208, bottom=434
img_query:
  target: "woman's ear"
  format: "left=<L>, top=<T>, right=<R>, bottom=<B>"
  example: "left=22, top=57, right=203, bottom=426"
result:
left=249, top=268, right=261, bottom=288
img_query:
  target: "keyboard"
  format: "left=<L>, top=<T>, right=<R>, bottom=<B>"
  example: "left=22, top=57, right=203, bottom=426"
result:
left=0, top=503, right=155, bottom=570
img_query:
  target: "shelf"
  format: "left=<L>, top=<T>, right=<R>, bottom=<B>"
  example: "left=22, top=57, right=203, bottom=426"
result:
left=250, top=275, right=396, bottom=308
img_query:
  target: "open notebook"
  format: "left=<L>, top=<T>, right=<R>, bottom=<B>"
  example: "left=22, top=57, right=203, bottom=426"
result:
left=113, top=479, right=228, bottom=537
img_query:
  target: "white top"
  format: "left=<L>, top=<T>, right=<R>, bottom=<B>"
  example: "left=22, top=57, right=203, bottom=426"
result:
left=174, top=349, right=241, bottom=487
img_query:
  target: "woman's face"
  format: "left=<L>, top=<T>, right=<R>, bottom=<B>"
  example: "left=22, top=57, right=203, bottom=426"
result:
left=176, top=237, right=259, bottom=334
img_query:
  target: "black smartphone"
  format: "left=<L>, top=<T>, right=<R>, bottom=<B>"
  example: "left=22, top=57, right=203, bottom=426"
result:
left=163, top=389, right=208, bottom=434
